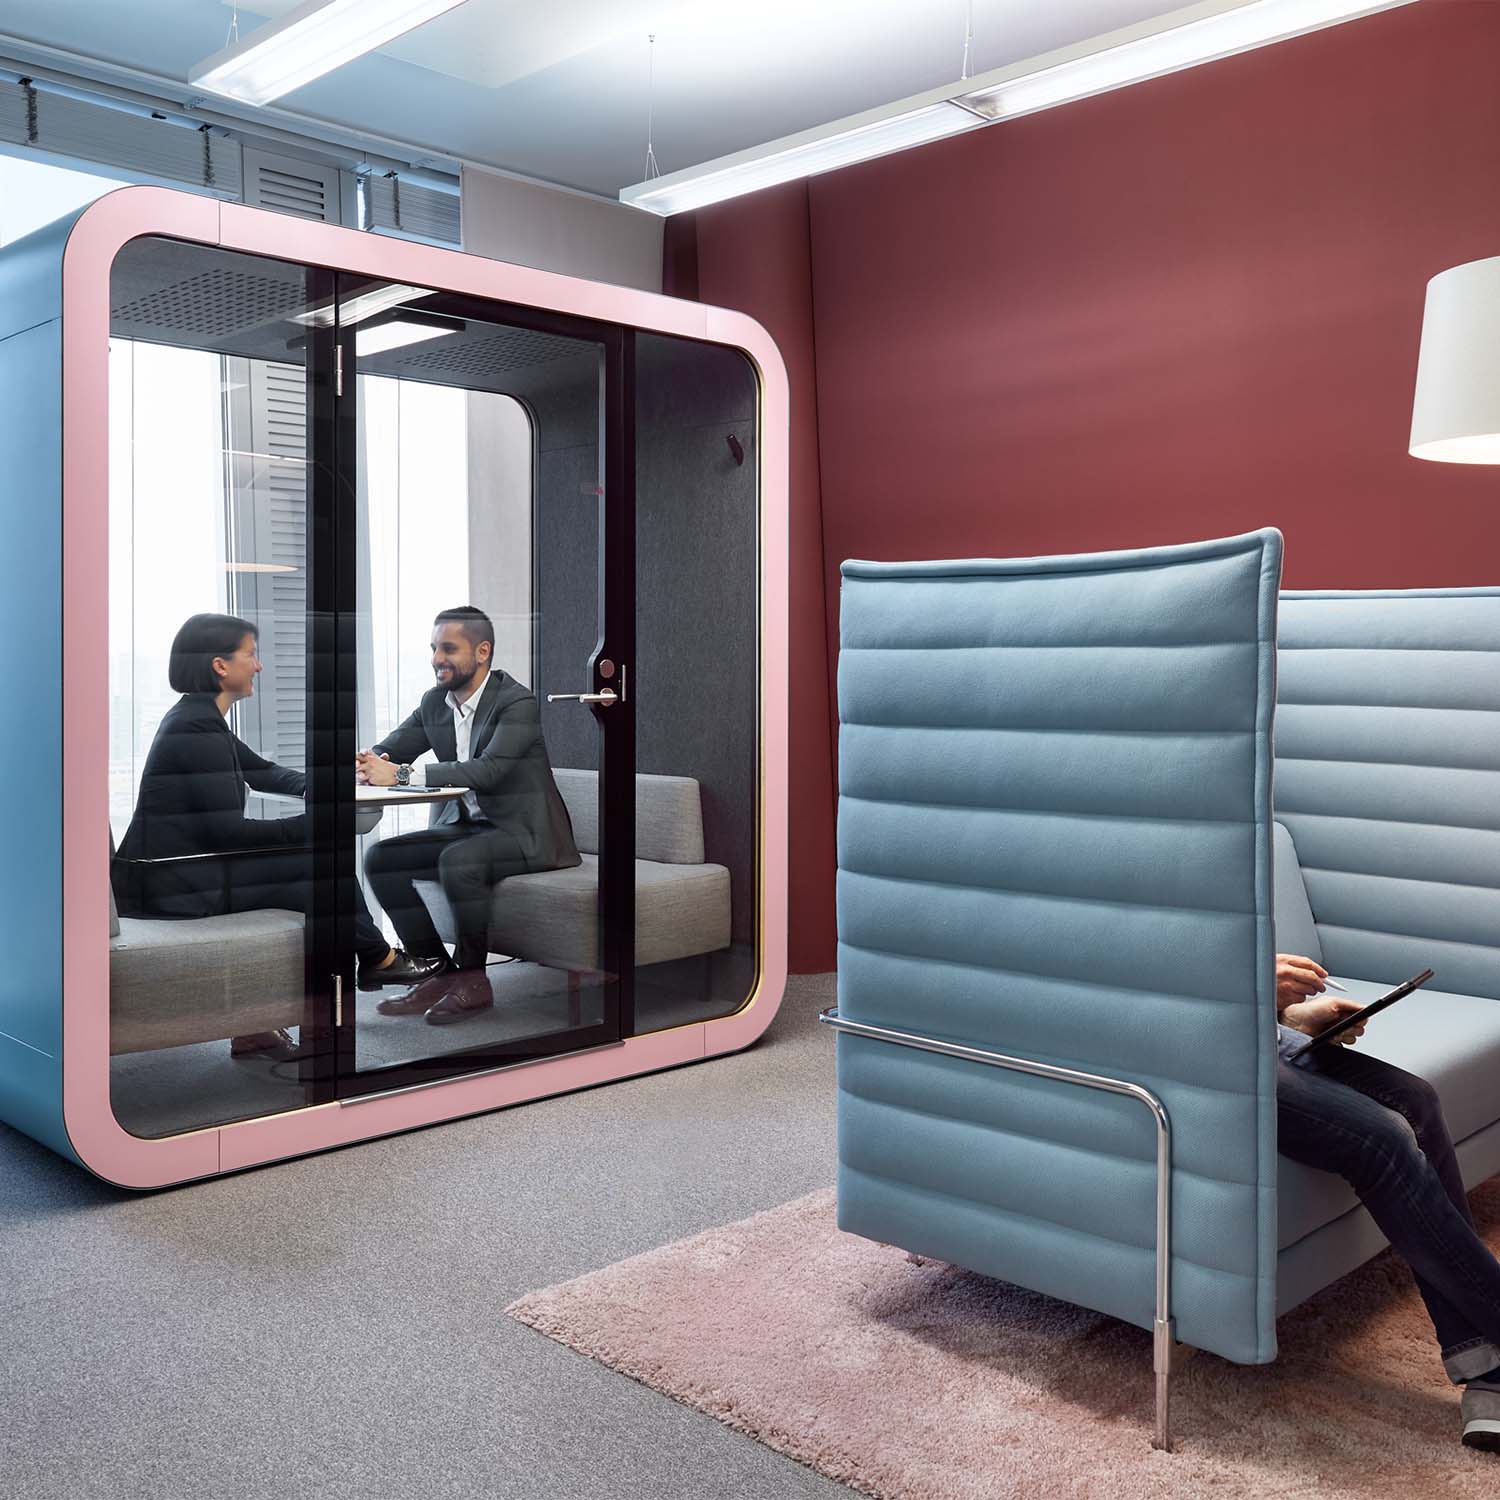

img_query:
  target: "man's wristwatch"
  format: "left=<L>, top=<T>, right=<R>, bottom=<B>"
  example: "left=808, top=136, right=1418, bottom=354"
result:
left=395, top=763, right=412, bottom=787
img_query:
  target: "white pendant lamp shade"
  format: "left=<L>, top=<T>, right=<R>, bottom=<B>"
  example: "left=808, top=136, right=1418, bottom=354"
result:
left=1410, top=254, right=1500, bottom=465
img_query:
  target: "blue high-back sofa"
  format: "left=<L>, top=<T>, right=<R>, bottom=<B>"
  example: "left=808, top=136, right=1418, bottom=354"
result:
left=1274, top=586, right=1500, bottom=1315
left=827, top=530, right=1500, bottom=1451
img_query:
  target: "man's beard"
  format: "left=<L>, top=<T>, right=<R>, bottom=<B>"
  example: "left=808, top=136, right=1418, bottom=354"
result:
left=438, top=661, right=477, bottom=693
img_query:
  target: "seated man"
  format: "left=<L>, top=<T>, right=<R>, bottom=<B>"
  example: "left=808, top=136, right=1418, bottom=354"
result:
left=358, top=606, right=580, bottom=1025
left=1276, top=954, right=1500, bottom=1454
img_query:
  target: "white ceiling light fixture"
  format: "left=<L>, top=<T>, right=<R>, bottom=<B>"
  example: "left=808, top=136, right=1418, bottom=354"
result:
left=294, top=282, right=431, bottom=331
left=356, top=312, right=465, bottom=356
left=621, top=0, right=1416, bottom=216
left=623, top=99, right=983, bottom=219
left=190, top=0, right=471, bottom=107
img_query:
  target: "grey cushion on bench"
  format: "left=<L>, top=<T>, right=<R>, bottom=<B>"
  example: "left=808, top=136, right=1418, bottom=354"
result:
left=108, top=831, right=304, bottom=1054
left=110, top=908, right=304, bottom=1054
left=486, top=854, right=730, bottom=970
left=414, top=769, right=731, bottom=970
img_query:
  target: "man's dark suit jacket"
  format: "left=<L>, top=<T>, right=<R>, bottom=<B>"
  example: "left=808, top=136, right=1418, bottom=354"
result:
left=113, top=693, right=308, bottom=919
left=372, top=670, right=581, bottom=874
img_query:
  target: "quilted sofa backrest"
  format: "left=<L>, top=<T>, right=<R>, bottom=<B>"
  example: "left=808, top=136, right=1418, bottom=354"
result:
left=835, top=529, right=1284, bottom=1366
left=1276, top=589, right=1500, bottom=1001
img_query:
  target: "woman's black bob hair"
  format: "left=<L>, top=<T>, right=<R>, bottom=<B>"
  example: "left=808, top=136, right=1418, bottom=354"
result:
left=168, top=613, right=258, bottom=695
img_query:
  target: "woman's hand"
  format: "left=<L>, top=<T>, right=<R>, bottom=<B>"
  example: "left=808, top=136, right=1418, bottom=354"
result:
left=1276, top=953, right=1328, bottom=1012
left=1280, top=996, right=1368, bottom=1045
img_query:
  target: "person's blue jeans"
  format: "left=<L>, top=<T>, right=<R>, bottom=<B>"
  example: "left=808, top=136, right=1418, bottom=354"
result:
left=1277, top=1026, right=1500, bottom=1384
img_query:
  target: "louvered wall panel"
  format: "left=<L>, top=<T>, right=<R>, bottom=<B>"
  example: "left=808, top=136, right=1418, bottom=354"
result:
left=834, top=531, right=1283, bottom=1367
left=262, top=363, right=309, bottom=771
left=1276, top=589, right=1500, bottom=1000
left=0, top=81, right=241, bottom=195
left=242, top=146, right=342, bottom=223
left=366, top=173, right=461, bottom=246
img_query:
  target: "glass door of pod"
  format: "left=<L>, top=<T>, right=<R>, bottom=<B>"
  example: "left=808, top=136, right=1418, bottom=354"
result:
left=106, top=238, right=761, bottom=1138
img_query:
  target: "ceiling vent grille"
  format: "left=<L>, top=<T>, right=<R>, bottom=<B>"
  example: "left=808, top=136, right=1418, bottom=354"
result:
left=242, top=146, right=342, bottom=223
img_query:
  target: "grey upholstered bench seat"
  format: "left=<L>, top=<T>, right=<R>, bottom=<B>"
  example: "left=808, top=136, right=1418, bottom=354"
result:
left=414, top=768, right=732, bottom=973
left=483, top=853, right=731, bottom=970
left=110, top=908, right=304, bottom=1055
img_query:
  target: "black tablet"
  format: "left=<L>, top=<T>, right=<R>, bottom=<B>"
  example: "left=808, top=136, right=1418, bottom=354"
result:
left=1285, top=969, right=1435, bottom=1061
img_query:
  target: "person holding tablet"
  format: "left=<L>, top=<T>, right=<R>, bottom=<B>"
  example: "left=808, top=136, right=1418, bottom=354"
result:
left=1274, top=953, right=1500, bottom=1452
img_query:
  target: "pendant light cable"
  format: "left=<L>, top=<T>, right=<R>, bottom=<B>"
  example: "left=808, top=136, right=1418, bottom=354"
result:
left=961, top=0, right=974, bottom=80
left=644, top=33, right=661, bottom=180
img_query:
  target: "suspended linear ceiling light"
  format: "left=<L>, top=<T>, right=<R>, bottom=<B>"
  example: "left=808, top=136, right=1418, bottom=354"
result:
left=621, top=0, right=1415, bottom=216
left=190, top=0, right=470, bottom=107
left=294, top=283, right=431, bottom=331
left=355, top=311, right=465, bottom=355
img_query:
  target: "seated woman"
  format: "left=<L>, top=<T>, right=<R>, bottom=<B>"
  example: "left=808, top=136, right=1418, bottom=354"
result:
left=112, top=613, right=447, bottom=1061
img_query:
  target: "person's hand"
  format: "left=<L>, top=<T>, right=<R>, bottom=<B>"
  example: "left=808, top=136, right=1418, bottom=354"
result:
left=356, top=749, right=396, bottom=787
left=1276, top=953, right=1328, bottom=1012
left=1280, top=995, right=1368, bottom=1045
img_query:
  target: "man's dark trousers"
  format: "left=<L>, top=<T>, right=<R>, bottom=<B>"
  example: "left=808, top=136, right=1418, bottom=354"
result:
left=1278, top=1033, right=1500, bottom=1383
left=364, top=820, right=530, bottom=969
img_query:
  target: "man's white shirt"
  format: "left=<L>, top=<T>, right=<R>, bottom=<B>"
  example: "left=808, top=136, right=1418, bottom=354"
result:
left=409, top=671, right=488, bottom=821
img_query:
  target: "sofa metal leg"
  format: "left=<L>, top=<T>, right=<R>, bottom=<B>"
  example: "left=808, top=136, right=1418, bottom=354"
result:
left=1153, top=1318, right=1175, bottom=1452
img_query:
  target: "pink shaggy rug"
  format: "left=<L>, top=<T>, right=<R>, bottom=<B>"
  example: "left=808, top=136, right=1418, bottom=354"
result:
left=508, top=1182, right=1500, bottom=1499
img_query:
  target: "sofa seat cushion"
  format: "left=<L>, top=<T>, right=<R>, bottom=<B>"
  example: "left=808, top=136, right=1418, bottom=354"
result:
left=416, top=856, right=732, bottom=971
left=488, top=855, right=730, bottom=970
left=109, top=909, right=304, bottom=1054
left=1277, top=977, right=1500, bottom=1249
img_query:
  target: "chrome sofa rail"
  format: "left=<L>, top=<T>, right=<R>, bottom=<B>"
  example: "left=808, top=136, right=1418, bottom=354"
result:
left=819, top=1005, right=1178, bottom=1452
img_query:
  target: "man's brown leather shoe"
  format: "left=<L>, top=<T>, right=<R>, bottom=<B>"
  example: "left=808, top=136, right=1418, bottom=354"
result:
left=376, top=974, right=453, bottom=1016
left=424, top=972, right=495, bottom=1026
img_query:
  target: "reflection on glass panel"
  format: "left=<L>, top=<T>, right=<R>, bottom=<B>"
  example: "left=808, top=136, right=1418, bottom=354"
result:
left=349, top=280, right=609, bottom=1073
left=629, top=333, right=759, bottom=1031
left=107, top=239, right=322, bottom=1138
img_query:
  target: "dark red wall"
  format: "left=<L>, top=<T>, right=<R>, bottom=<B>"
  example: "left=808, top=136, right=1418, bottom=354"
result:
left=683, top=0, right=1500, bottom=971
left=691, top=184, right=840, bottom=974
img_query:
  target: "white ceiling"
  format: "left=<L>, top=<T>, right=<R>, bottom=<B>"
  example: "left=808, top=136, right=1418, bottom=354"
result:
left=0, top=1, right=1384, bottom=197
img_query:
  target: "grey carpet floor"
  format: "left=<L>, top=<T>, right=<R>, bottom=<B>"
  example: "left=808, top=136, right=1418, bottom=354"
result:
left=0, top=973, right=847, bottom=1500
